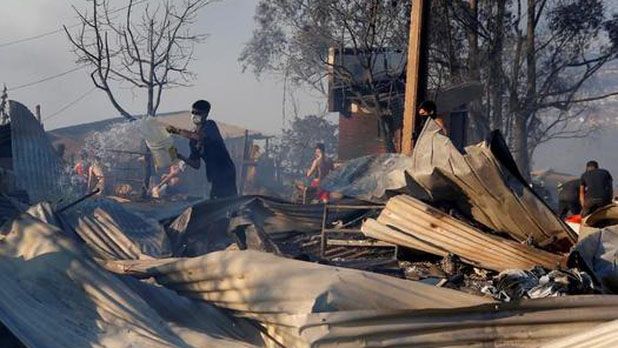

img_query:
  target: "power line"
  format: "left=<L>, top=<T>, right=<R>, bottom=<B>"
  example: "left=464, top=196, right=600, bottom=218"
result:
left=0, top=25, right=80, bottom=49
left=44, top=87, right=97, bottom=121
left=5, top=0, right=154, bottom=91
left=0, top=0, right=151, bottom=49
left=8, top=66, right=85, bottom=92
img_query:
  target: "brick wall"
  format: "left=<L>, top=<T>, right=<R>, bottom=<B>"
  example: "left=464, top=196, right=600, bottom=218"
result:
left=338, top=109, right=387, bottom=161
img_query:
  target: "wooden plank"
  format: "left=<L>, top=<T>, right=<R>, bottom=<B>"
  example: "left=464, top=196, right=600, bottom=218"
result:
left=322, top=229, right=365, bottom=234
left=361, top=195, right=564, bottom=272
left=326, top=239, right=395, bottom=247
left=401, top=0, right=429, bottom=155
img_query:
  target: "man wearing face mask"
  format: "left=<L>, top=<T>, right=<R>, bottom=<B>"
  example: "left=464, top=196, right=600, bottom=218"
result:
left=166, top=100, right=237, bottom=199
left=418, top=100, right=447, bottom=135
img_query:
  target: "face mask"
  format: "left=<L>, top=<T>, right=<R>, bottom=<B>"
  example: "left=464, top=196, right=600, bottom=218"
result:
left=191, top=114, right=203, bottom=125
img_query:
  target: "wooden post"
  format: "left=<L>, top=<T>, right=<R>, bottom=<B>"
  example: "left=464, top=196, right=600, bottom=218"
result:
left=239, top=129, right=250, bottom=195
left=401, top=0, right=430, bottom=155
left=35, top=105, right=41, bottom=123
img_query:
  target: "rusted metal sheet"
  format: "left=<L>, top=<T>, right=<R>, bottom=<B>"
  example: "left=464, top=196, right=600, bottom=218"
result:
left=411, top=119, right=576, bottom=248
left=362, top=195, right=564, bottom=271
left=9, top=101, right=62, bottom=202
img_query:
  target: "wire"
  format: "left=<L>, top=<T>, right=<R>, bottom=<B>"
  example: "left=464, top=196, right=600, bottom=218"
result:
left=0, top=0, right=151, bottom=49
left=5, top=0, right=154, bottom=91
left=44, top=87, right=97, bottom=121
left=8, top=66, right=85, bottom=92
left=0, top=25, right=79, bottom=49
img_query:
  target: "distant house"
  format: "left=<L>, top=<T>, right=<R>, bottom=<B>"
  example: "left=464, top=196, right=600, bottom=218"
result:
left=48, top=111, right=263, bottom=198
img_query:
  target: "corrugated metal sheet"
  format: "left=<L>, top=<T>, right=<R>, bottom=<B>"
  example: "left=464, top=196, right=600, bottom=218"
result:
left=273, top=295, right=618, bottom=347
left=362, top=195, right=564, bottom=271
left=0, top=194, right=23, bottom=227
left=411, top=119, right=576, bottom=248
left=543, top=319, right=618, bottom=348
left=105, top=252, right=618, bottom=348
left=104, top=250, right=491, bottom=347
left=0, top=211, right=260, bottom=348
left=64, top=199, right=172, bottom=260
left=9, top=101, right=62, bottom=202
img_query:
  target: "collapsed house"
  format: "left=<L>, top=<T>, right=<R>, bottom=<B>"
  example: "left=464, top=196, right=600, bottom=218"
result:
left=1, top=117, right=618, bottom=347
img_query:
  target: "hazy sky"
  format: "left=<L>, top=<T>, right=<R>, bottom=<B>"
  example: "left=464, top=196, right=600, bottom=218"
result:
left=0, top=0, right=323, bottom=132
left=2, top=0, right=617, bottom=174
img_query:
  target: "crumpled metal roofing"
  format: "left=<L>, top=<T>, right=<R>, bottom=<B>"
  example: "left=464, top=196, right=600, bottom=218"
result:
left=0, top=210, right=262, bottom=348
left=104, top=250, right=489, bottom=314
left=0, top=193, right=24, bottom=227
left=410, top=120, right=576, bottom=248
left=165, top=195, right=373, bottom=256
left=362, top=195, right=564, bottom=271
left=104, top=252, right=618, bottom=348
left=542, top=318, right=618, bottom=348
left=269, top=295, right=618, bottom=347
left=104, top=250, right=491, bottom=347
left=321, top=153, right=419, bottom=202
left=2, top=199, right=618, bottom=348
left=64, top=199, right=172, bottom=260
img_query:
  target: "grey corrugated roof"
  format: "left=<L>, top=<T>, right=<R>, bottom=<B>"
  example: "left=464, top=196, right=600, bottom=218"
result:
left=64, top=199, right=172, bottom=260
left=0, top=194, right=23, bottom=227
left=9, top=101, right=62, bottom=203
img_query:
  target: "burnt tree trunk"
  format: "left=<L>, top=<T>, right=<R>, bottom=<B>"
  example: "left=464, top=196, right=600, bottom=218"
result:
left=489, top=0, right=506, bottom=132
left=512, top=0, right=537, bottom=178
left=465, top=0, right=488, bottom=143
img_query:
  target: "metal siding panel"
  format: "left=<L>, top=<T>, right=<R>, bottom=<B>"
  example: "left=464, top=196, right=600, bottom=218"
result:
left=9, top=101, right=62, bottom=202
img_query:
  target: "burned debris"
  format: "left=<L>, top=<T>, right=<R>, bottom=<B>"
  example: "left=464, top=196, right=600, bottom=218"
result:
left=1, top=102, right=618, bottom=348
left=2, top=0, right=618, bottom=345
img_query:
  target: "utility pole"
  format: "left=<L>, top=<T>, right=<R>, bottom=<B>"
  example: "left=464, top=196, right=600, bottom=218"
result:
left=0, top=85, right=8, bottom=125
left=401, top=0, right=430, bottom=155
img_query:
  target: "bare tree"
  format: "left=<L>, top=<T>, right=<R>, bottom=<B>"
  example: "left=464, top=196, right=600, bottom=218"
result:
left=240, top=0, right=410, bottom=152
left=65, top=0, right=211, bottom=120
left=435, top=0, right=618, bottom=175
left=244, top=0, right=618, bottom=174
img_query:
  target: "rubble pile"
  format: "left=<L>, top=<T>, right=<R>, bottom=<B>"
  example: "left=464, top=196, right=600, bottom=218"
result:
left=1, top=120, right=618, bottom=347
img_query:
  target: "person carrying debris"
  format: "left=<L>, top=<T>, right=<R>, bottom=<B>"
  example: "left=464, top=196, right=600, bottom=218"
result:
left=166, top=100, right=237, bottom=199
left=152, top=161, right=187, bottom=198
left=579, top=160, right=613, bottom=217
left=558, top=179, right=582, bottom=219
left=418, top=100, right=447, bottom=135
left=306, top=143, right=334, bottom=203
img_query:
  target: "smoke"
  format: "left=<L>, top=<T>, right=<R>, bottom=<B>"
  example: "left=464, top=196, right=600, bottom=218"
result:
left=55, top=120, right=148, bottom=206
left=83, top=119, right=146, bottom=167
